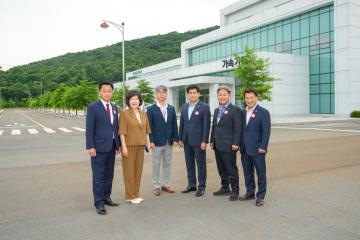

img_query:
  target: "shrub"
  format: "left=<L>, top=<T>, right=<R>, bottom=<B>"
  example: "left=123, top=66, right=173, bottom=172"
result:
left=350, top=111, right=360, bottom=118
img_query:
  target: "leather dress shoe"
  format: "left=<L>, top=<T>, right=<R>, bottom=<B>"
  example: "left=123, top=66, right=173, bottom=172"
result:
left=256, top=198, right=265, bottom=207
left=213, top=188, right=231, bottom=196
left=96, top=205, right=107, bottom=215
left=195, top=189, right=205, bottom=197
left=229, top=192, right=239, bottom=201
left=153, top=188, right=161, bottom=196
left=161, top=186, right=175, bottom=193
left=104, top=198, right=120, bottom=206
left=239, top=194, right=255, bottom=201
left=181, top=186, right=197, bottom=193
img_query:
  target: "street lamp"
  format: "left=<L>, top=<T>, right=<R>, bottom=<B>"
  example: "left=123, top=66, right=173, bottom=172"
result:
left=100, top=20, right=125, bottom=109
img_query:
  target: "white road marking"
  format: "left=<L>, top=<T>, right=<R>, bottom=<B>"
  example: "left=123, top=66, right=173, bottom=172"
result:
left=11, top=129, right=21, bottom=135
left=0, top=130, right=3, bottom=136
left=272, top=126, right=360, bottom=133
left=58, top=127, right=73, bottom=133
left=28, top=129, right=39, bottom=134
left=43, top=128, right=56, bottom=134
left=72, top=127, right=85, bottom=132
left=19, top=111, right=48, bottom=128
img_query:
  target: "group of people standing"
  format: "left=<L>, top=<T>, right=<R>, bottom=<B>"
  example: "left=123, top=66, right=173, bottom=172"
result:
left=86, top=81, right=270, bottom=215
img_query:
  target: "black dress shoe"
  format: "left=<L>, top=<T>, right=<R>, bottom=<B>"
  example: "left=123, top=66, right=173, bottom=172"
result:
left=239, top=194, right=255, bottom=201
left=181, top=186, right=197, bottom=193
left=195, top=189, right=205, bottom=197
left=229, top=192, right=239, bottom=201
left=256, top=198, right=265, bottom=207
left=104, top=198, right=120, bottom=206
left=213, top=188, right=231, bottom=196
left=96, top=205, right=107, bottom=215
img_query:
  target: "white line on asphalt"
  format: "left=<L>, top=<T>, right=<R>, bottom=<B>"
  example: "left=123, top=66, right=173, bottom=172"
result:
left=11, top=129, right=21, bottom=135
left=58, top=127, right=73, bottom=133
left=28, top=129, right=39, bottom=134
left=19, top=111, right=48, bottom=128
left=0, top=125, right=38, bottom=129
left=272, top=126, right=360, bottom=133
left=72, top=127, right=85, bottom=132
left=0, top=130, right=3, bottom=136
left=43, top=128, right=56, bottom=134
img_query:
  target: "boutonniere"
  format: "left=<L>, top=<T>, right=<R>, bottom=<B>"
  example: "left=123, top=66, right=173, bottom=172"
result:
left=195, top=111, right=200, bottom=116
left=251, top=113, right=256, bottom=118
left=224, top=110, right=229, bottom=115
left=113, top=109, right=117, bottom=115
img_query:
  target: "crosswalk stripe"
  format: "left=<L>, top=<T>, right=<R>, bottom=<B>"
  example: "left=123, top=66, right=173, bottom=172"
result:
left=72, top=127, right=85, bottom=132
left=58, top=127, right=73, bottom=133
left=12, top=129, right=21, bottom=135
left=28, top=129, right=39, bottom=134
left=0, top=130, right=3, bottom=136
left=43, top=128, right=56, bottom=133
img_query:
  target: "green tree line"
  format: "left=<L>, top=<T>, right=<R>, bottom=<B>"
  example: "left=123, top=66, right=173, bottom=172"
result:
left=28, top=79, right=154, bottom=115
left=0, top=26, right=218, bottom=108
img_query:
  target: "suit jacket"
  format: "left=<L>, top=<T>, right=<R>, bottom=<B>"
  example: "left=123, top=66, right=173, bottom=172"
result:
left=118, top=108, right=151, bottom=146
left=210, top=103, right=242, bottom=152
left=86, top=100, right=120, bottom=152
left=147, top=103, right=179, bottom=146
left=241, top=104, right=271, bottom=156
left=179, top=101, right=211, bottom=146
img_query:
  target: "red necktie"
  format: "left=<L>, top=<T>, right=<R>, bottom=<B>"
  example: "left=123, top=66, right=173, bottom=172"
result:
left=106, top=104, right=111, bottom=120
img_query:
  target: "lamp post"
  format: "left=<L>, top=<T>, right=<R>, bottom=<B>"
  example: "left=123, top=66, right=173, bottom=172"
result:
left=100, top=20, right=125, bottom=109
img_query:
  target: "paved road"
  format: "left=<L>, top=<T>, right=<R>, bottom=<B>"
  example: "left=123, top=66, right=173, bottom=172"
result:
left=0, top=109, right=359, bottom=240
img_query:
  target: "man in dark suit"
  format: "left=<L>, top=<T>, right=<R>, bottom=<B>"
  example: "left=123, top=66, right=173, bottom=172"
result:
left=147, top=85, right=179, bottom=196
left=86, top=81, right=121, bottom=215
left=179, top=84, right=211, bottom=197
left=210, top=85, right=242, bottom=201
left=240, top=89, right=271, bottom=207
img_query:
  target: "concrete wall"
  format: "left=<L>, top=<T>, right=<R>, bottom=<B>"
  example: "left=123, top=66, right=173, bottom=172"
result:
left=119, top=52, right=309, bottom=116
left=334, top=0, right=360, bottom=115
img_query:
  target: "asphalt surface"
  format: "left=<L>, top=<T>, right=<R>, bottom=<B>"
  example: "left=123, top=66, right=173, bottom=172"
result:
left=0, top=109, right=359, bottom=240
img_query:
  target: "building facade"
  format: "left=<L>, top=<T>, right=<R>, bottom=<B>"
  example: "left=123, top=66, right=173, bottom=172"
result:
left=116, top=0, right=360, bottom=116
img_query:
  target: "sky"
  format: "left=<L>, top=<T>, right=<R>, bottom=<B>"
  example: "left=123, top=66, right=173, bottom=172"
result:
left=0, top=0, right=237, bottom=71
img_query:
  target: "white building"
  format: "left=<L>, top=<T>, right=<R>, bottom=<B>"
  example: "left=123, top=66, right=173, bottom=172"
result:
left=116, top=0, right=360, bottom=116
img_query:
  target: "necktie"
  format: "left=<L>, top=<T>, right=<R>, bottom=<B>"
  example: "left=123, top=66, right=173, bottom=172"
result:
left=161, top=109, right=167, bottom=122
left=217, top=108, right=225, bottom=123
left=106, top=103, right=111, bottom=120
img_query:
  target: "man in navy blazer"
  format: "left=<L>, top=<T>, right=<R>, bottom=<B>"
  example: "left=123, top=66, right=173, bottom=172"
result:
left=240, top=89, right=271, bottom=207
left=86, top=81, right=121, bottom=215
left=179, top=84, right=211, bottom=197
left=210, top=85, right=242, bottom=201
left=147, top=85, right=179, bottom=196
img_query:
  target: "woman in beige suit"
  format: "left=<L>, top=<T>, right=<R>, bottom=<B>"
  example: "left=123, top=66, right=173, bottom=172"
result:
left=119, top=90, right=151, bottom=204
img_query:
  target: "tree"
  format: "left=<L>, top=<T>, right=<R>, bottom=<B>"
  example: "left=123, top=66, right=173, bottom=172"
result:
left=112, top=84, right=130, bottom=109
left=28, top=98, right=40, bottom=109
left=136, top=79, right=154, bottom=107
left=63, top=87, right=77, bottom=114
left=49, top=84, right=67, bottom=113
left=40, top=92, right=53, bottom=111
left=234, top=47, right=277, bottom=103
left=73, top=80, right=98, bottom=115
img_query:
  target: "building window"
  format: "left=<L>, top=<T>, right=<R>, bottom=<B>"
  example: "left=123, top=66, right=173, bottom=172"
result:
left=187, top=4, right=334, bottom=113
